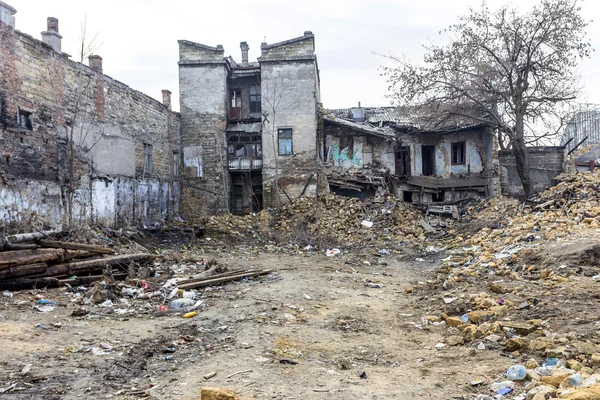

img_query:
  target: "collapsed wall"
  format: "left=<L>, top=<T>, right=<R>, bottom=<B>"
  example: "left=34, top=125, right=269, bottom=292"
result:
left=0, top=3, right=181, bottom=229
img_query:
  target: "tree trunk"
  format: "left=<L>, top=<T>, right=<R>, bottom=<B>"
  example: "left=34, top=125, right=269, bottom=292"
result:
left=512, top=110, right=534, bottom=197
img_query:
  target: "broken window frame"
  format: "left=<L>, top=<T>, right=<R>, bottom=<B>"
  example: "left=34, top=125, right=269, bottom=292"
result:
left=278, top=128, right=293, bottom=156
left=451, top=141, right=466, bottom=165
left=230, top=89, right=242, bottom=119
left=249, top=86, right=261, bottom=114
left=143, top=143, right=153, bottom=173
left=227, top=132, right=262, bottom=158
left=17, top=107, right=33, bottom=130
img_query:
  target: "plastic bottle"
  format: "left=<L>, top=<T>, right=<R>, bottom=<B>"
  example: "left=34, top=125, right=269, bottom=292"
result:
left=170, top=298, right=195, bottom=309
left=506, top=365, right=527, bottom=381
left=490, top=381, right=515, bottom=392
left=566, top=374, right=584, bottom=387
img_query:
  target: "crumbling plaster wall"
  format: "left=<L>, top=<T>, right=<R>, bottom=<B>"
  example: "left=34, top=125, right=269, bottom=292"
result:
left=178, top=41, right=229, bottom=215
left=0, top=14, right=180, bottom=228
left=259, top=34, right=319, bottom=205
left=323, top=125, right=395, bottom=171
left=396, top=131, right=486, bottom=178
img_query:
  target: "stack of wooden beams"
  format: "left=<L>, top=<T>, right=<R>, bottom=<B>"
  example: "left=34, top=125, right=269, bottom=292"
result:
left=0, top=231, right=153, bottom=291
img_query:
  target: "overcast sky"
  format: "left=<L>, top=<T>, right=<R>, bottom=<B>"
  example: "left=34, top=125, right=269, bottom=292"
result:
left=9, top=0, right=600, bottom=111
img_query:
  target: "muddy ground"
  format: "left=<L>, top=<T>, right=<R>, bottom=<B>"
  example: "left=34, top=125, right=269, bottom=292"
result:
left=0, top=246, right=514, bottom=400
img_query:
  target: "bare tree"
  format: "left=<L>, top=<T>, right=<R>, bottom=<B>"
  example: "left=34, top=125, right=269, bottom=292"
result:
left=261, top=72, right=298, bottom=207
left=55, top=18, right=104, bottom=224
left=383, top=0, right=592, bottom=197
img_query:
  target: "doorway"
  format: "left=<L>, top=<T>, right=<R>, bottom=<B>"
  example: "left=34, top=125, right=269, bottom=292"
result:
left=421, top=145, right=435, bottom=176
left=395, top=146, right=411, bottom=176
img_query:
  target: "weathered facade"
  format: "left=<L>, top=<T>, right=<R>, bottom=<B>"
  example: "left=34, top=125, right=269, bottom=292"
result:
left=323, top=107, right=499, bottom=203
left=0, top=2, right=180, bottom=228
left=178, top=32, right=320, bottom=215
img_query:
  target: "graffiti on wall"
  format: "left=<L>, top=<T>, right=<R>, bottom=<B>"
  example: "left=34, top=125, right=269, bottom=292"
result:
left=329, top=144, right=361, bottom=167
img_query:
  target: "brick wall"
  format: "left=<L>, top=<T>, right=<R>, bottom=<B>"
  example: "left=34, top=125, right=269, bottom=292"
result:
left=0, top=14, right=181, bottom=228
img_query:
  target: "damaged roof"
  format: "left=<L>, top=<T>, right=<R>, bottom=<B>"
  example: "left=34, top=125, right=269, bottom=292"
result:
left=329, top=106, right=491, bottom=134
left=323, top=115, right=395, bottom=140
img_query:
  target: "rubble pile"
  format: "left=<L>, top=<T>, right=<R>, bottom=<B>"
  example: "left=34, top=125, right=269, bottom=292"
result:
left=271, top=194, right=425, bottom=244
left=445, top=171, right=600, bottom=266
left=413, top=171, right=600, bottom=399
left=204, top=194, right=433, bottom=247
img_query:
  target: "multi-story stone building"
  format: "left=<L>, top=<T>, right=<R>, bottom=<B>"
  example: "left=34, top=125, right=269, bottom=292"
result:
left=178, top=32, right=321, bottom=215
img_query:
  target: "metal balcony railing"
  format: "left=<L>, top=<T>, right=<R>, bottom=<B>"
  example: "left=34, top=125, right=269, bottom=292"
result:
left=228, top=157, right=262, bottom=170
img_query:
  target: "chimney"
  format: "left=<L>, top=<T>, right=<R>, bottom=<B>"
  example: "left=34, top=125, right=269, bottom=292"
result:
left=41, top=17, right=62, bottom=53
left=162, top=90, right=172, bottom=110
left=89, top=55, right=103, bottom=73
left=0, top=1, right=16, bottom=29
left=240, top=41, right=249, bottom=66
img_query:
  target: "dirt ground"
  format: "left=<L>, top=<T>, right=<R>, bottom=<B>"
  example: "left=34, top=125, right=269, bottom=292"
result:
left=0, top=247, right=516, bottom=400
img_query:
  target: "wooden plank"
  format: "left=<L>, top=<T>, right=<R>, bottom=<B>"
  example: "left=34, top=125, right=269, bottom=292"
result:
left=0, top=248, right=64, bottom=269
left=0, top=263, right=48, bottom=280
left=178, top=269, right=246, bottom=284
left=38, top=239, right=115, bottom=255
left=178, top=270, right=272, bottom=290
left=41, top=253, right=153, bottom=278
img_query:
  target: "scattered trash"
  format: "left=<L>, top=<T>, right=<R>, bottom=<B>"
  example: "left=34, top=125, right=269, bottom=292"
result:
left=326, top=249, right=341, bottom=257
left=183, top=311, right=197, bottom=318
left=360, top=220, right=374, bottom=228
left=506, top=365, right=526, bottom=381
left=203, top=371, right=217, bottom=381
left=20, top=364, right=31, bottom=376
left=359, top=371, right=367, bottom=379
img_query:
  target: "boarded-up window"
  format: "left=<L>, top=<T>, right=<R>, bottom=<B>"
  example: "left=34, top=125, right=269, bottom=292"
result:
left=278, top=128, right=293, bottom=155
left=451, top=141, right=466, bottom=165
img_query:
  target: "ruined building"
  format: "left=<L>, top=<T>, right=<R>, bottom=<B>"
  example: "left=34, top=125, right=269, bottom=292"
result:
left=178, top=33, right=320, bottom=214
left=323, top=107, right=500, bottom=203
left=0, top=2, right=180, bottom=227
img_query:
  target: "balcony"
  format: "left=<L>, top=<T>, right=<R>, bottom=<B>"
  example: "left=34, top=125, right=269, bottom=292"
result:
left=228, top=157, right=262, bottom=171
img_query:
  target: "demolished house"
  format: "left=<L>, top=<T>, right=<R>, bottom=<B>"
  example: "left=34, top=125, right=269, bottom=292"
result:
left=323, top=107, right=499, bottom=203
